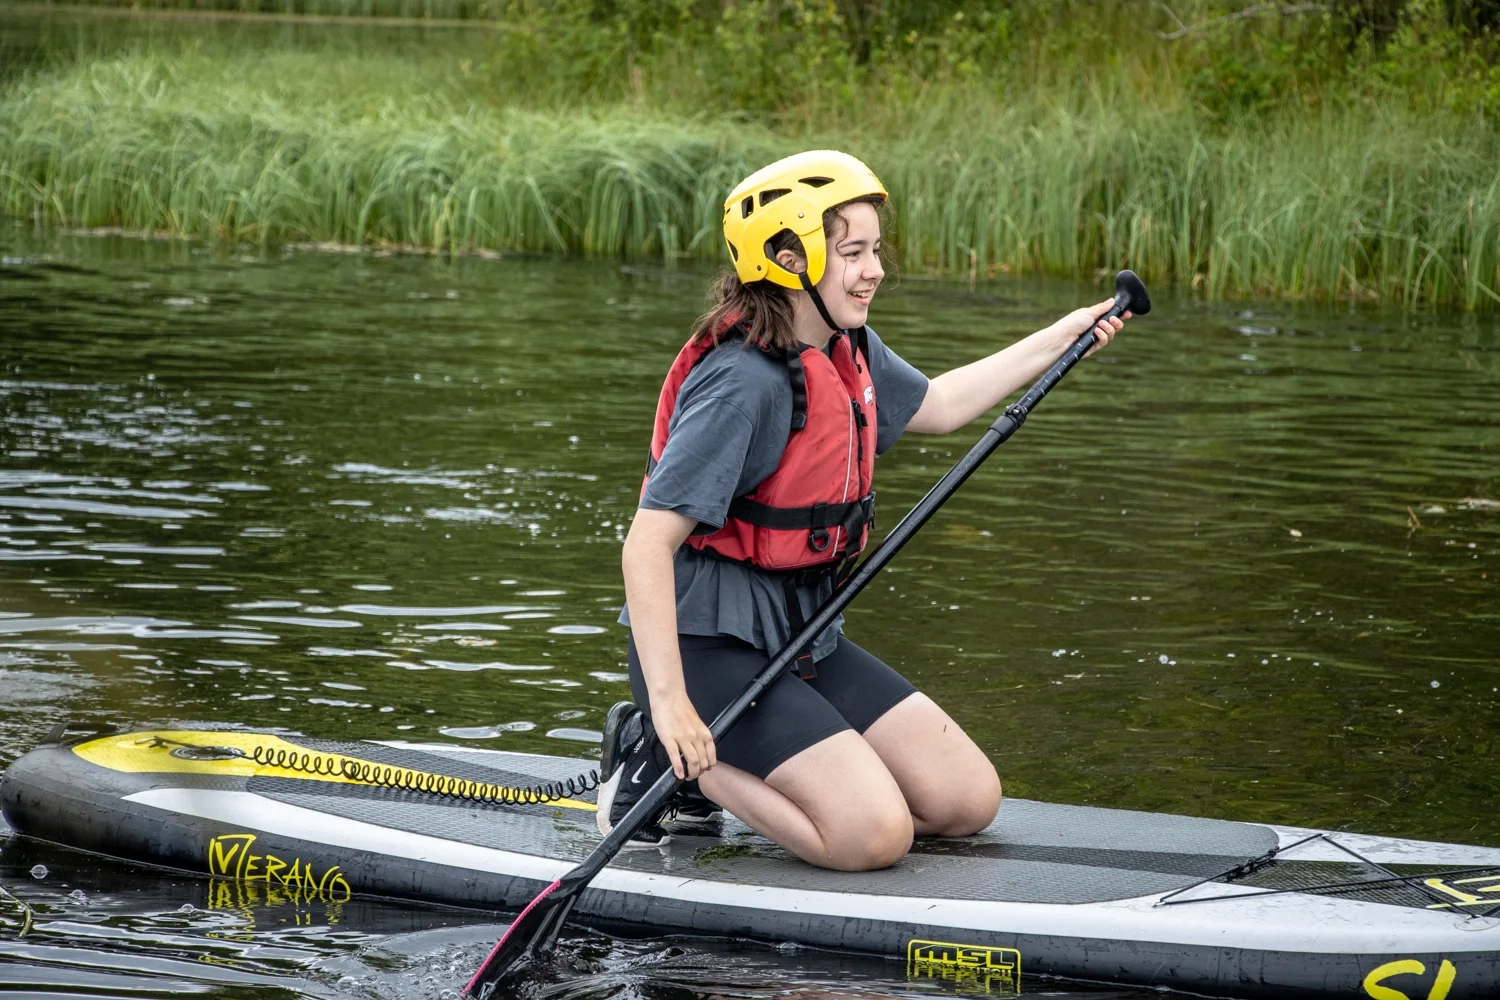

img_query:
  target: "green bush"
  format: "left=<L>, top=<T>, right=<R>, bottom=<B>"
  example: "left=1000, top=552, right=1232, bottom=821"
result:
left=26, top=0, right=1500, bottom=122
left=9, top=1, right=1500, bottom=306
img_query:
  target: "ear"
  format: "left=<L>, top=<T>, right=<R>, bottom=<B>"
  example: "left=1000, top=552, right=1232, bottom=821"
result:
left=774, top=248, right=807, bottom=275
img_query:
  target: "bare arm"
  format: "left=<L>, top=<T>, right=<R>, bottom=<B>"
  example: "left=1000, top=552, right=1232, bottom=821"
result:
left=907, top=298, right=1129, bottom=435
left=621, top=507, right=716, bottom=780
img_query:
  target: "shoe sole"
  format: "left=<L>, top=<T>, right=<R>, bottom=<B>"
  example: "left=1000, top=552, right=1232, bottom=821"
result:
left=663, top=808, right=725, bottom=835
left=662, top=822, right=719, bottom=837
left=595, top=771, right=673, bottom=848
left=595, top=765, right=623, bottom=837
left=596, top=701, right=635, bottom=838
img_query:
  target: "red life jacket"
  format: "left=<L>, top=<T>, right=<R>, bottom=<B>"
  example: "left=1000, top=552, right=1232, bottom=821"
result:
left=645, top=325, right=878, bottom=575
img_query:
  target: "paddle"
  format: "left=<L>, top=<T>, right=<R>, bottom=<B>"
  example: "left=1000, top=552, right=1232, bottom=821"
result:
left=464, top=269, right=1151, bottom=997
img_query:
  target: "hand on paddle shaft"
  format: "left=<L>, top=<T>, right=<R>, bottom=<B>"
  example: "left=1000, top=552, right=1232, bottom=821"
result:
left=464, top=271, right=1151, bottom=999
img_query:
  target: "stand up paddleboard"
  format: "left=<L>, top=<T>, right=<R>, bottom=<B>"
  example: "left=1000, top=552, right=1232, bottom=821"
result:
left=2, top=728, right=1497, bottom=999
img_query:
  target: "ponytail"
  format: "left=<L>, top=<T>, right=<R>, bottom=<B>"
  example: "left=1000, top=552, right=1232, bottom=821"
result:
left=690, top=271, right=798, bottom=351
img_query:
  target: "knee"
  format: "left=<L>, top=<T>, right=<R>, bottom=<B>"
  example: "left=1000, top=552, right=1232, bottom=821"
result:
left=825, top=804, right=913, bottom=871
left=967, top=771, right=1003, bottom=833
left=933, top=766, right=1002, bottom=837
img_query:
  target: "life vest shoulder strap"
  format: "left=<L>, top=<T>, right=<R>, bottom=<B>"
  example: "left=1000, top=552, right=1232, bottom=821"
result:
left=853, top=325, right=870, bottom=372
left=644, top=327, right=811, bottom=477
left=771, top=342, right=810, bottom=431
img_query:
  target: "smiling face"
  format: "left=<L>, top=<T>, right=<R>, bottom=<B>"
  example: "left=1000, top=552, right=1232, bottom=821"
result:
left=815, top=201, right=885, bottom=329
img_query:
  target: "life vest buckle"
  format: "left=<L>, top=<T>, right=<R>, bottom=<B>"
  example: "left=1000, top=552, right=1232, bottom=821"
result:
left=808, top=528, right=832, bottom=552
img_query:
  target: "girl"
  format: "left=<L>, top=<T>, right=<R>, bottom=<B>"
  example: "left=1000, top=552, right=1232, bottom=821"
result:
left=598, top=150, right=1128, bottom=871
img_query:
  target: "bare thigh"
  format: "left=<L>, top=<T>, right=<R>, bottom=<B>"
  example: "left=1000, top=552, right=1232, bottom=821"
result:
left=697, top=729, right=913, bottom=871
left=861, top=692, right=1001, bottom=837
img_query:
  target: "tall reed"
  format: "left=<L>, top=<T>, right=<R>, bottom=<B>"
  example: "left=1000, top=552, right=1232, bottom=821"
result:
left=5, top=45, right=1500, bottom=309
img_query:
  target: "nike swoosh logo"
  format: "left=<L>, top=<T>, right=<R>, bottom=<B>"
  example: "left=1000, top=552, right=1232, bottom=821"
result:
left=629, top=762, right=650, bottom=785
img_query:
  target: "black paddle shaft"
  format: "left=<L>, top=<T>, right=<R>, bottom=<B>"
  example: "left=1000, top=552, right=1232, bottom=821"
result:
left=464, top=270, right=1149, bottom=996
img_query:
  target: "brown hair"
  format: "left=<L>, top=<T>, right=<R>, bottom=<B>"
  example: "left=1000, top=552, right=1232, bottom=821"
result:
left=691, top=196, right=889, bottom=351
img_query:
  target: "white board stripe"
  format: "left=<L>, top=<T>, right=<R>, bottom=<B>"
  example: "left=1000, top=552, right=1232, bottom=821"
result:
left=1271, top=824, right=1500, bottom=866
left=123, top=788, right=1500, bottom=955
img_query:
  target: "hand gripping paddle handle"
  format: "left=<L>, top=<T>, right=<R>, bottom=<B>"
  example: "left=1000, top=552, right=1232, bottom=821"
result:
left=464, top=270, right=1150, bottom=998
left=991, top=268, right=1149, bottom=439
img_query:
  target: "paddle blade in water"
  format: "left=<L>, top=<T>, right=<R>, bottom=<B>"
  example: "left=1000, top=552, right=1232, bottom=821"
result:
left=465, top=878, right=574, bottom=997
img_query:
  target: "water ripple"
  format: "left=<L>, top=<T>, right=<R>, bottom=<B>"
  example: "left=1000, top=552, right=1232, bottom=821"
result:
left=0, top=496, right=212, bottom=519
left=337, top=604, right=543, bottom=617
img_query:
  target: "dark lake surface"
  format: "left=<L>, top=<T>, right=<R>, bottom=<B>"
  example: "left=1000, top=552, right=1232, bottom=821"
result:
left=0, top=212, right=1497, bottom=999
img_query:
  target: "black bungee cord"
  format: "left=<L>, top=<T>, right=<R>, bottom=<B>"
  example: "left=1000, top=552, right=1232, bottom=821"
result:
left=141, top=735, right=599, bottom=808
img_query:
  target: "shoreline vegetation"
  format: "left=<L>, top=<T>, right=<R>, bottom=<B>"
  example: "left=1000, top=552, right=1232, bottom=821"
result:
left=6, top=1, right=1500, bottom=308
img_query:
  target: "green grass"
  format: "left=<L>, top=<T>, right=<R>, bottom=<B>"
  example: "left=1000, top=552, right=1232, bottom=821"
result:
left=0, top=48, right=777, bottom=255
left=5, top=30, right=1500, bottom=308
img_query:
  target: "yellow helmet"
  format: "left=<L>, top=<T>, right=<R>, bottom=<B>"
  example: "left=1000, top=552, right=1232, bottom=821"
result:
left=722, top=150, right=887, bottom=290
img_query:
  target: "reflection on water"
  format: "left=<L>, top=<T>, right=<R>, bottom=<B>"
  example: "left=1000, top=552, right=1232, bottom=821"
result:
left=1, top=217, right=1498, bottom=998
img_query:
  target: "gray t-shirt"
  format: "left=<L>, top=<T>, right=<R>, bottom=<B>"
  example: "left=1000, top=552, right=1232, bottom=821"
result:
left=619, top=327, right=929, bottom=660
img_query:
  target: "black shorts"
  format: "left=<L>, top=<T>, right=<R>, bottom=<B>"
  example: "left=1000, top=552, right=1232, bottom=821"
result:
left=626, top=632, right=917, bottom=781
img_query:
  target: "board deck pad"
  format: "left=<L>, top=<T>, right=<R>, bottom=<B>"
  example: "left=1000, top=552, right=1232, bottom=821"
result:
left=249, top=740, right=1280, bottom=905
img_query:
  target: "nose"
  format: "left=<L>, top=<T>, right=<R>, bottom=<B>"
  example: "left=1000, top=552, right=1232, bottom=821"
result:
left=864, top=253, right=884, bottom=284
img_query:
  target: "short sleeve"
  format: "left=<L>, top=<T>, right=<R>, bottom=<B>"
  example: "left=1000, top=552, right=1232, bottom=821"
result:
left=864, top=327, right=928, bottom=455
left=639, top=345, right=792, bottom=531
left=640, top=394, right=755, bottom=531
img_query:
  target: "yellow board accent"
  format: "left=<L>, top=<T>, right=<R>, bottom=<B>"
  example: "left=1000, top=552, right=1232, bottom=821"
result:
left=1424, top=878, right=1484, bottom=905
left=72, top=730, right=596, bottom=812
left=1430, top=960, right=1458, bottom=1000
left=1451, top=873, right=1500, bottom=889
left=1422, top=873, right=1500, bottom=908
left=1364, top=960, right=1427, bottom=1000
left=907, top=938, right=1021, bottom=995
left=1363, top=959, right=1460, bottom=1000
left=205, top=832, right=352, bottom=901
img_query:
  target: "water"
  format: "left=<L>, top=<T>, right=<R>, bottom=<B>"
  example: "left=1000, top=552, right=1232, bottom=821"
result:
left=0, top=212, right=1497, bottom=999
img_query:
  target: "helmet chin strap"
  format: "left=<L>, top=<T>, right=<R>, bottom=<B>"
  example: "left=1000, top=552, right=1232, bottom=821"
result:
left=799, top=270, right=851, bottom=336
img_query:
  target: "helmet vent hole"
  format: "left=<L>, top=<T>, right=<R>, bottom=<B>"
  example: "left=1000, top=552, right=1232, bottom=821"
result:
left=759, top=188, right=790, bottom=207
left=741, top=196, right=754, bottom=219
left=799, top=176, right=834, bottom=188
left=728, top=241, right=739, bottom=262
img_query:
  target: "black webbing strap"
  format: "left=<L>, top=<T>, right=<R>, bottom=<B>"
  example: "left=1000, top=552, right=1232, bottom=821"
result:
left=838, top=492, right=875, bottom=545
left=853, top=325, right=870, bottom=372
left=727, top=494, right=872, bottom=531
left=782, top=574, right=818, bottom=680
left=784, top=347, right=808, bottom=430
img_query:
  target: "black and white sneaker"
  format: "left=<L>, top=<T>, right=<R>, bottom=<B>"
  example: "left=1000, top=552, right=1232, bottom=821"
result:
left=663, top=780, right=724, bottom=835
left=596, top=701, right=673, bottom=848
